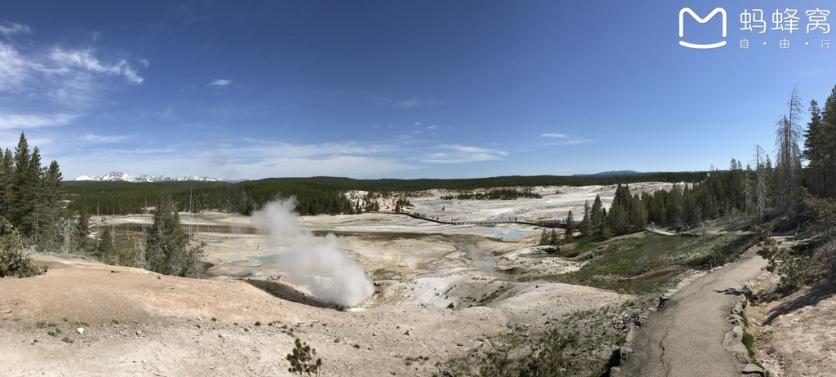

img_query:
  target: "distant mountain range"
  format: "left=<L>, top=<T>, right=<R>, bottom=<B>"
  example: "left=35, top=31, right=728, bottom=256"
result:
left=74, top=171, right=220, bottom=183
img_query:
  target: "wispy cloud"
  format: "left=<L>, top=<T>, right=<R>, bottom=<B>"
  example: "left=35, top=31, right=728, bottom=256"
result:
left=395, top=97, right=436, bottom=109
left=372, top=96, right=437, bottom=110
left=0, top=38, right=145, bottom=108
left=0, top=42, right=30, bottom=91
left=557, top=138, right=594, bottom=145
left=209, top=78, right=231, bottom=87
left=539, top=132, right=594, bottom=146
left=421, top=144, right=507, bottom=164
left=0, top=113, right=78, bottom=129
left=0, top=21, right=30, bottom=37
left=78, top=133, right=128, bottom=144
left=59, top=139, right=414, bottom=179
left=50, top=48, right=144, bottom=84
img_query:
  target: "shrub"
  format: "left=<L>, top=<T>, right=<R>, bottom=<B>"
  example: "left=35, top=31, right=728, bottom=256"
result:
left=0, top=218, right=45, bottom=278
left=287, top=337, right=322, bottom=377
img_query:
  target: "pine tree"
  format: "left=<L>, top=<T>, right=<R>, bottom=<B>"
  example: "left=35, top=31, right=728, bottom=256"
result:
left=600, top=217, right=612, bottom=240
left=539, top=229, right=549, bottom=245
left=145, top=195, right=202, bottom=277
left=549, top=229, right=559, bottom=245
left=0, top=149, right=13, bottom=220
left=75, top=207, right=91, bottom=253
left=821, top=86, right=836, bottom=198
left=9, top=133, right=33, bottom=235
left=629, top=194, right=647, bottom=230
left=608, top=203, right=627, bottom=235
left=580, top=201, right=591, bottom=239
left=36, top=160, right=63, bottom=252
left=667, top=186, right=684, bottom=228
left=806, top=86, right=836, bottom=198
left=97, top=226, right=114, bottom=263
left=804, top=100, right=827, bottom=196
left=590, top=195, right=604, bottom=237
left=564, top=211, right=576, bottom=242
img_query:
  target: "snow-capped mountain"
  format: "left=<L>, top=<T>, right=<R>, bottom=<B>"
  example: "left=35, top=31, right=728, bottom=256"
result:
left=75, top=172, right=220, bottom=183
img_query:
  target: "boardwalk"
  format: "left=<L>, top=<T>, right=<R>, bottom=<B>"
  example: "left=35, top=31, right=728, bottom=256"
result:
left=378, top=211, right=566, bottom=228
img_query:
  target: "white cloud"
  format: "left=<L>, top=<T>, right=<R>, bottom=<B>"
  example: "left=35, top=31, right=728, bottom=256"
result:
left=558, top=138, right=594, bottom=145
left=421, top=144, right=507, bottom=164
left=0, top=22, right=30, bottom=37
left=395, top=98, right=435, bottom=109
left=57, top=139, right=413, bottom=180
left=0, top=28, right=146, bottom=108
left=78, top=133, right=128, bottom=143
left=0, top=42, right=29, bottom=91
left=49, top=48, right=144, bottom=84
left=0, top=113, right=78, bottom=129
left=209, top=79, right=231, bottom=87
left=539, top=132, right=594, bottom=146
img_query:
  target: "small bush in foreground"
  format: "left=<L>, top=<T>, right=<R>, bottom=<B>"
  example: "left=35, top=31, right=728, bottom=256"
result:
left=287, top=337, right=322, bottom=377
left=0, top=218, right=45, bottom=278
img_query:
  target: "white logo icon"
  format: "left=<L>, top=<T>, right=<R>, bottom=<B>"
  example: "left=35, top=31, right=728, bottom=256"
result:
left=679, top=7, right=728, bottom=49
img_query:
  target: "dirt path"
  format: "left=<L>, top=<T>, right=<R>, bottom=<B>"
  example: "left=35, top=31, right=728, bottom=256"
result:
left=621, top=248, right=766, bottom=377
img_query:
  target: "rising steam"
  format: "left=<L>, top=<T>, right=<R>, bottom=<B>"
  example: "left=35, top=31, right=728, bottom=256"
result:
left=251, top=199, right=374, bottom=307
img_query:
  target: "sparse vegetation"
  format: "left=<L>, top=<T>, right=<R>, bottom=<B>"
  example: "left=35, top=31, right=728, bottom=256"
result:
left=0, top=218, right=45, bottom=278
left=286, top=338, right=322, bottom=377
left=742, top=332, right=756, bottom=361
left=551, top=233, right=756, bottom=294
left=438, top=303, right=643, bottom=377
left=440, top=188, right=541, bottom=200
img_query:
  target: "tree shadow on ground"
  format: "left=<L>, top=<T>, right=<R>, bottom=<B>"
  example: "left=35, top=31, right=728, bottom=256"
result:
left=763, top=278, right=836, bottom=325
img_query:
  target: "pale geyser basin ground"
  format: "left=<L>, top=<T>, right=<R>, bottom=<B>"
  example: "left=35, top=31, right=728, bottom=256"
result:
left=0, top=183, right=674, bottom=376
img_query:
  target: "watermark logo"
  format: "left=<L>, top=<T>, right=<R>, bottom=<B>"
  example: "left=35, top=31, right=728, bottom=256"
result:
left=679, top=7, right=728, bottom=49
left=679, top=7, right=831, bottom=50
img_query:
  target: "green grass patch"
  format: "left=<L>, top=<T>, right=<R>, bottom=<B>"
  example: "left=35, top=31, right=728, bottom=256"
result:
left=549, top=233, right=756, bottom=294
left=572, top=239, right=597, bottom=255
left=742, top=332, right=756, bottom=360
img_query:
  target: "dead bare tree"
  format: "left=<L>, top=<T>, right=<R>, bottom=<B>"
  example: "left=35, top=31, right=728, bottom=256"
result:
left=752, top=145, right=769, bottom=219
left=775, top=88, right=804, bottom=216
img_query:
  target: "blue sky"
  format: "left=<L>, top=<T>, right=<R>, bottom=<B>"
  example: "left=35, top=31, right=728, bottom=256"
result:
left=1, top=1, right=835, bottom=180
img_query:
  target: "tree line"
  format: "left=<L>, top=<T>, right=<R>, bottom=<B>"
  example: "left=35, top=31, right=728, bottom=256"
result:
left=440, top=188, right=542, bottom=200
left=537, top=86, right=834, bottom=249
left=65, top=180, right=358, bottom=216
left=0, top=134, right=64, bottom=252
left=0, top=133, right=201, bottom=278
left=64, top=171, right=710, bottom=217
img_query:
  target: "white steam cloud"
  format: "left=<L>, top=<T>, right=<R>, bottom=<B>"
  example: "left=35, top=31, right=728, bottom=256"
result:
left=251, top=199, right=374, bottom=307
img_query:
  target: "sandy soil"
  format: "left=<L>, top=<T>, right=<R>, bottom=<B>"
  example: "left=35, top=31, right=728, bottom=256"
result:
left=746, top=238, right=836, bottom=377
left=0, top=255, right=626, bottom=376
left=0, top=184, right=645, bottom=376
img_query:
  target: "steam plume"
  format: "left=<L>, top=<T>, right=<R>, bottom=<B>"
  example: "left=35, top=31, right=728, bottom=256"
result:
left=251, top=199, right=374, bottom=307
